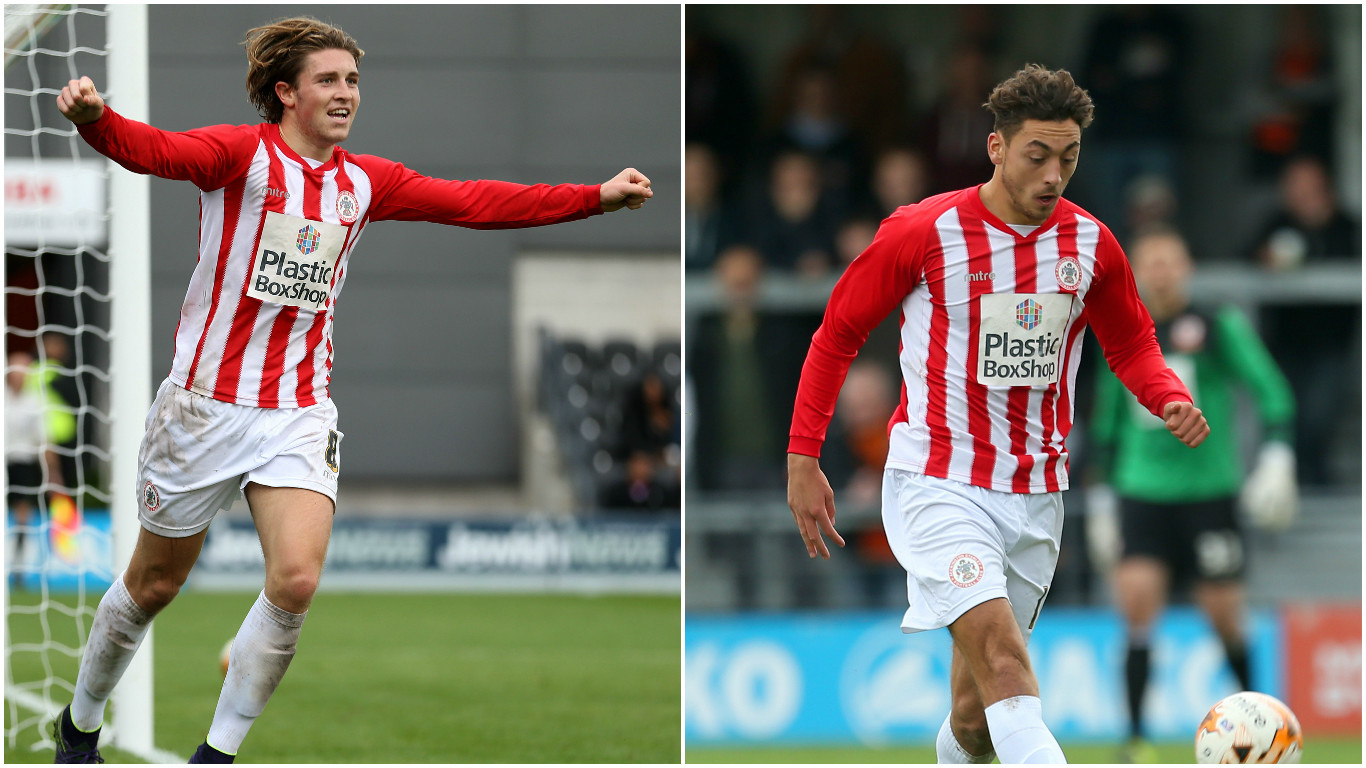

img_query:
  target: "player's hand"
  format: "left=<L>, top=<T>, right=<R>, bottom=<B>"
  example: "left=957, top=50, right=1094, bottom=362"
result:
left=599, top=167, right=652, bottom=212
left=787, top=453, right=845, bottom=559
left=1162, top=401, right=1209, bottom=448
left=56, top=76, right=105, bottom=125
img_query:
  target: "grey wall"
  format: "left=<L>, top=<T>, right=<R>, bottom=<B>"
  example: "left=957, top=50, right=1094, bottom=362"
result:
left=141, top=5, right=680, bottom=483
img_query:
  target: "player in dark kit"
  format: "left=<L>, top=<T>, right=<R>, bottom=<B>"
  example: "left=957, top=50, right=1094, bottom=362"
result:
left=53, top=16, right=650, bottom=764
left=1085, top=226, right=1296, bottom=763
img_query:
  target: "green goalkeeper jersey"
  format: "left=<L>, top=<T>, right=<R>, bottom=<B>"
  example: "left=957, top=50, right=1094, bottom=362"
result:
left=1090, top=304, right=1294, bottom=502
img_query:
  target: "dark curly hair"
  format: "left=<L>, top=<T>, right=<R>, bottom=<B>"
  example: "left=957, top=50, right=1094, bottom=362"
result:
left=983, top=63, right=1094, bottom=140
left=243, top=17, right=363, bottom=124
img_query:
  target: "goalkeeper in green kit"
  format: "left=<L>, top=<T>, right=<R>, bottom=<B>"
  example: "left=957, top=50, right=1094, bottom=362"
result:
left=1084, top=226, right=1296, bottom=762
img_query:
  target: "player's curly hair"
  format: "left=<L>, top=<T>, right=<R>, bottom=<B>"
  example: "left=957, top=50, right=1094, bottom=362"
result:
left=243, top=17, right=364, bottom=124
left=983, top=63, right=1094, bottom=140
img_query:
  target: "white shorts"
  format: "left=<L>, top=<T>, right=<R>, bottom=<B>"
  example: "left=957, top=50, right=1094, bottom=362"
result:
left=136, top=379, right=342, bottom=538
left=881, top=469, right=1063, bottom=638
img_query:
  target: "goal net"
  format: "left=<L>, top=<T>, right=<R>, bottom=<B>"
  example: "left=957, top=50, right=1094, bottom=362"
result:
left=4, top=3, right=161, bottom=760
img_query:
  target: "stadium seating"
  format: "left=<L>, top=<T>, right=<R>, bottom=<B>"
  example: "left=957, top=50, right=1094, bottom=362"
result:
left=537, top=328, right=681, bottom=512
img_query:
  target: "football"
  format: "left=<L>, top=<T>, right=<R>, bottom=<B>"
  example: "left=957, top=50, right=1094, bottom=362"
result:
left=1195, top=691, right=1303, bottom=764
left=219, top=639, right=233, bottom=678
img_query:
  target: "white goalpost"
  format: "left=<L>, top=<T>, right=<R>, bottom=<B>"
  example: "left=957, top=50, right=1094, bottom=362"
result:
left=4, top=3, right=167, bottom=760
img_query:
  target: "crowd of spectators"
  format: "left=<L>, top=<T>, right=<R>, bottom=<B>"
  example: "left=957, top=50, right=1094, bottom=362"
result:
left=686, top=5, right=1360, bottom=495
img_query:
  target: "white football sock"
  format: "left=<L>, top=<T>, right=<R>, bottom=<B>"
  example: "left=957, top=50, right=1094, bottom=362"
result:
left=206, top=591, right=306, bottom=755
left=984, top=695, right=1066, bottom=764
left=936, top=713, right=995, bottom=763
left=70, top=572, right=155, bottom=732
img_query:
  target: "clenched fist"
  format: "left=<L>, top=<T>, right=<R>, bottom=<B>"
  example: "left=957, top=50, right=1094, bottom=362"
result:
left=1163, top=400, right=1210, bottom=448
left=57, top=76, right=105, bottom=125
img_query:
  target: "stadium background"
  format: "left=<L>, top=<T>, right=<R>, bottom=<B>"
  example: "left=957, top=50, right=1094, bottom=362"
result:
left=5, top=4, right=680, bottom=762
left=684, top=4, right=1361, bottom=762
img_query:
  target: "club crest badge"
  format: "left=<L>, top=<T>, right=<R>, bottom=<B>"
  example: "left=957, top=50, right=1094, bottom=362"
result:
left=142, top=481, right=162, bottom=512
left=1055, top=255, right=1082, bottom=291
left=948, top=553, right=984, bottom=588
left=336, top=190, right=359, bottom=224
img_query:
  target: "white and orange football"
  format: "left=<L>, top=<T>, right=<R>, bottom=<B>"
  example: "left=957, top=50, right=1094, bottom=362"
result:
left=1195, top=691, right=1303, bottom=764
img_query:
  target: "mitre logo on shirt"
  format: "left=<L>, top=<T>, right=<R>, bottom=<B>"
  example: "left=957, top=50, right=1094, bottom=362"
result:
left=976, top=293, right=1073, bottom=387
left=247, top=211, right=345, bottom=311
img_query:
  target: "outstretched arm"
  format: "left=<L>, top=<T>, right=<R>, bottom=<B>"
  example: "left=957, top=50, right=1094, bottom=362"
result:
left=599, top=167, right=653, bottom=212
left=57, top=76, right=253, bottom=190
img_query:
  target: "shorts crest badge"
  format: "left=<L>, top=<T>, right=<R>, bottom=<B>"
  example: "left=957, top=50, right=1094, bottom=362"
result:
left=948, top=553, right=984, bottom=588
left=142, top=481, right=162, bottom=512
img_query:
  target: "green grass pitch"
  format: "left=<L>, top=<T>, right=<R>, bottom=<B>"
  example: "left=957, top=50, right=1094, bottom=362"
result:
left=687, top=737, right=1363, bottom=764
left=6, top=590, right=680, bottom=763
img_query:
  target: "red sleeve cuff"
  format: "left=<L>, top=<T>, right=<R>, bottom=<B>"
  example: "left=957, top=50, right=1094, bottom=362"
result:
left=787, top=435, right=823, bottom=458
left=75, top=107, right=112, bottom=140
left=584, top=184, right=603, bottom=215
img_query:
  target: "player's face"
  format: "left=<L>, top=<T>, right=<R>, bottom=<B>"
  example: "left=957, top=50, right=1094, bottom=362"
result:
left=283, top=48, right=360, bottom=151
left=990, top=120, right=1081, bottom=224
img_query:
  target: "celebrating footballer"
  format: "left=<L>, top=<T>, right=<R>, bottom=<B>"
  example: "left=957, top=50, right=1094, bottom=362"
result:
left=53, top=16, right=650, bottom=764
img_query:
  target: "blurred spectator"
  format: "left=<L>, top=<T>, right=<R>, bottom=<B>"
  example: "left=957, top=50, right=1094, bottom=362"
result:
left=770, top=5, right=911, bottom=156
left=1122, top=174, right=1179, bottom=241
left=1247, top=155, right=1359, bottom=270
left=685, top=143, right=740, bottom=272
left=835, top=217, right=879, bottom=267
left=689, top=245, right=813, bottom=490
left=28, top=332, right=77, bottom=490
left=1246, top=161, right=1360, bottom=487
left=599, top=450, right=680, bottom=511
left=870, top=147, right=930, bottom=217
left=1075, top=6, right=1189, bottom=227
left=685, top=20, right=757, bottom=175
left=5, top=350, right=62, bottom=590
left=918, top=45, right=998, bottom=196
left=827, top=360, right=895, bottom=509
left=766, top=64, right=866, bottom=204
left=746, top=150, right=840, bottom=276
left=1248, top=5, right=1336, bottom=177
left=619, top=370, right=680, bottom=469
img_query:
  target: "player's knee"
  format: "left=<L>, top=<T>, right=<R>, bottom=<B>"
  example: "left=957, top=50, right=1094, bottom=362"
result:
left=951, top=702, right=992, bottom=753
left=127, top=572, right=182, bottom=614
left=267, top=567, right=319, bottom=613
left=981, top=642, right=1035, bottom=693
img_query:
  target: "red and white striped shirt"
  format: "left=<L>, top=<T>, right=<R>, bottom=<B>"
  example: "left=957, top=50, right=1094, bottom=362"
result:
left=789, top=185, right=1191, bottom=494
left=79, top=108, right=602, bottom=408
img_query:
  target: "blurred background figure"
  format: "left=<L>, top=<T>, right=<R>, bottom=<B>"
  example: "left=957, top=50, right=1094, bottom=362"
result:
left=685, top=143, right=738, bottom=272
left=1247, top=5, right=1337, bottom=178
left=1085, top=227, right=1296, bottom=763
left=684, top=5, right=1360, bottom=761
left=824, top=360, right=896, bottom=510
left=869, top=146, right=930, bottom=217
left=833, top=217, right=879, bottom=268
left=918, top=44, right=998, bottom=196
left=5, top=349, right=63, bottom=590
left=1246, top=154, right=1360, bottom=487
left=1250, top=155, right=1360, bottom=271
left=747, top=150, right=840, bottom=276
left=1073, top=5, right=1188, bottom=233
left=689, top=244, right=810, bottom=491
